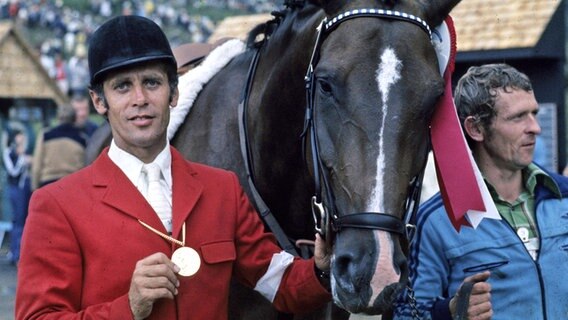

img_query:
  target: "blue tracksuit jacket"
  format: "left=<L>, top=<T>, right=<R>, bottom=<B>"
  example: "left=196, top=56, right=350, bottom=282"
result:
left=394, top=169, right=568, bottom=319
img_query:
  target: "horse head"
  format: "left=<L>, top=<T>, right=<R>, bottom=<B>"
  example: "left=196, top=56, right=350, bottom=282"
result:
left=166, top=0, right=462, bottom=316
left=306, top=0, right=461, bottom=314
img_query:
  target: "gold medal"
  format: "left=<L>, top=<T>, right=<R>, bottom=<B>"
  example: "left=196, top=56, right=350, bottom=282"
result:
left=138, top=221, right=201, bottom=276
left=172, top=246, right=201, bottom=277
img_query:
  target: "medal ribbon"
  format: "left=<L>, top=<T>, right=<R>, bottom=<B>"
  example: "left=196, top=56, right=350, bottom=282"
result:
left=138, top=220, right=186, bottom=247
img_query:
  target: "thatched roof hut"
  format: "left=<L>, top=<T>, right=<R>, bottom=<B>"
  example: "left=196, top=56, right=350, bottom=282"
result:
left=0, top=22, right=68, bottom=108
left=207, top=13, right=271, bottom=44
left=453, top=0, right=562, bottom=52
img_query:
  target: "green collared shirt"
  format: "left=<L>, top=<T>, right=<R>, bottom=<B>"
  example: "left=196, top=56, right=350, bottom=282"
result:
left=486, top=164, right=561, bottom=239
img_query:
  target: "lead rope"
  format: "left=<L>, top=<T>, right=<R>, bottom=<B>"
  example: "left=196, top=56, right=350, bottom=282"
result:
left=406, top=285, right=421, bottom=320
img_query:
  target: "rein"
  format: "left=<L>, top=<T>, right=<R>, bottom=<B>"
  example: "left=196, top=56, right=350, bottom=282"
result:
left=237, top=14, right=302, bottom=257
left=302, top=8, right=432, bottom=244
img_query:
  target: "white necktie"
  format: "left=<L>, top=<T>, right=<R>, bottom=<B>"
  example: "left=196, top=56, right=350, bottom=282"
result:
left=143, top=163, right=172, bottom=233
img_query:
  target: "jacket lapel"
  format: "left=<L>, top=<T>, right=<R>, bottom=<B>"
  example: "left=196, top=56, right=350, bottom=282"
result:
left=93, top=149, right=166, bottom=231
left=170, top=148, right=203, bottom=240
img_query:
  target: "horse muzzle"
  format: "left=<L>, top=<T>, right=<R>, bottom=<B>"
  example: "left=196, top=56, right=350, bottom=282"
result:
left=330, top=228, right=408, bottom=314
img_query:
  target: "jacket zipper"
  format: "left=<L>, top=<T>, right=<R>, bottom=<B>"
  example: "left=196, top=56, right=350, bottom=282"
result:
left=502, top=212, right=547, bottom=319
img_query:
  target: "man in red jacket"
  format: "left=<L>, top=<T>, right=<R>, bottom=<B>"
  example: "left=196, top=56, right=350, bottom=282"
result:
left=16, top=15, right=331, bottom=320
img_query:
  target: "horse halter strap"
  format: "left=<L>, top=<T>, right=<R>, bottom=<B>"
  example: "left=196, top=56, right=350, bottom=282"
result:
left=304, top=8, right=432, bottom=242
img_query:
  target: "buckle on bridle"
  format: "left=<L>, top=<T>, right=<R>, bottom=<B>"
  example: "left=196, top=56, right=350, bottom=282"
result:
left=311, top=196, right=326, bottom=237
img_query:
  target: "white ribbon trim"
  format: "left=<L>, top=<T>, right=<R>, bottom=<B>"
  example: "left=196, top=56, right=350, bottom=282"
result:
left=432, top=21, right=450, bottom=76
left=465, top=150, right=501, bottom=228
left=432, top=20, right=500, bottom=228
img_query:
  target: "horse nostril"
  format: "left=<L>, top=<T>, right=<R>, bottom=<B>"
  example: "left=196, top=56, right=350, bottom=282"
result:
left=333, top=251, right=363, bottom=288
left=335, top=251, right=353, bottom=273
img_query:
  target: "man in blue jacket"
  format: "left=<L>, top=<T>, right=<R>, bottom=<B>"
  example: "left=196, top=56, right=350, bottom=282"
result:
left=395, top=63, right=568, bottom=319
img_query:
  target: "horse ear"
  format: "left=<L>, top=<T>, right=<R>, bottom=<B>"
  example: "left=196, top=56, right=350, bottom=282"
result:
left=307, top=0, right=342, bottom=15
left=306, top=0, right=323, bottom=7
left=421, top=0, right=462, bottom=27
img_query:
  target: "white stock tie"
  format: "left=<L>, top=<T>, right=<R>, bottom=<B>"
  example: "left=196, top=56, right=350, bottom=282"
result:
left=143, top=163, right=172, bottom=233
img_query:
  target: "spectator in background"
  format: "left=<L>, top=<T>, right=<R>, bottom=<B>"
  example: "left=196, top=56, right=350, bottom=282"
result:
left=54, top=52, right=69, bottom=95
left=39, top=41, right=55, bottom=79
left=71, top=93, right=99, bottom=138
left=67, top=44, right=90, bottom=97
left=395, top=63, right=568, bottom=319
left=2, top=128, right=32, bottom=265
left=31, top=104, right=87, bottom=190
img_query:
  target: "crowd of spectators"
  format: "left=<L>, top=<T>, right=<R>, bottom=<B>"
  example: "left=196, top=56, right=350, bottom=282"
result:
left=0, top=0, right=276, bottom=97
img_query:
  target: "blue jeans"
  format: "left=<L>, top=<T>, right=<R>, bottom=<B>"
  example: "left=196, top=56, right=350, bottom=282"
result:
left=7, top=178, right=31, bottom=263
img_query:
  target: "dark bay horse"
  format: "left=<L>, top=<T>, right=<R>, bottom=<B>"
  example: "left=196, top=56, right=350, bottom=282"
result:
left=88, top=0, right=461, bottom=318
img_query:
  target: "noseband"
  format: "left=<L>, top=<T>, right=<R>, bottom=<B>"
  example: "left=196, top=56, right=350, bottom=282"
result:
left=302, top=8, right=432, bottom=243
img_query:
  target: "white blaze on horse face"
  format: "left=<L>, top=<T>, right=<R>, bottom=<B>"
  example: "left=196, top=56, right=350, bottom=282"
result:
left=368, top=230, right=401, bottom=307
left=369, top=47, right=402, bottom=212
left=365, top=48, right=403, bottom=307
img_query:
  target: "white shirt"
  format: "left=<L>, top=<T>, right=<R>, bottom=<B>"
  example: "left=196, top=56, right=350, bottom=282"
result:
left=107, top=140, right=173, bottom=228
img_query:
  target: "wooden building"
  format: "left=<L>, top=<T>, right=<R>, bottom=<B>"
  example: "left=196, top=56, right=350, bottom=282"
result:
left=0, top=22, right=68, bottom=223
left=0, top=22, right=67, bottom=126
left=208, top=13, right=271, bottom=44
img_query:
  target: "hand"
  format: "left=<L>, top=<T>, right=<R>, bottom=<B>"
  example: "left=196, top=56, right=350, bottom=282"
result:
left=128, top=252, right=181, bottom=320
left=314, top=233, right=331, bottom=272
left=449, top=271, right=492, bottom=320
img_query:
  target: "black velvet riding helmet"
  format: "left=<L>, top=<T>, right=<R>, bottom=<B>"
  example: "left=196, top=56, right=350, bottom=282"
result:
left=88, top=15, right=177, bottom=86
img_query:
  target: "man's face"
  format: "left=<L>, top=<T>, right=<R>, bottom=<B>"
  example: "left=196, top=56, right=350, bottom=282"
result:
left=14, top=133, right=26, bottom=153
left=482, top=88, right=541, bottom=170
left=72, top=98, right=90, bottom=127
left=90, top=62, right=178, bottom=161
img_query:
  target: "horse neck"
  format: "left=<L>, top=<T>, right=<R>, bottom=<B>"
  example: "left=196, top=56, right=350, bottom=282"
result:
left=245, top=6, right=325, bottom=239
left=248, top=5, right=323, bottom=129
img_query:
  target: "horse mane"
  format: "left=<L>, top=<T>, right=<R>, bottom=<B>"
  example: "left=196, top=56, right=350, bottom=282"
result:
left=382, top=0, right=398, bottom=7
left=245, top=19, right=278, bottom=48
left=244, top=0, right=401, bottom=47
left=245, top=0, right=307, bottom=48
left=283, top=0, right=306, bottom=9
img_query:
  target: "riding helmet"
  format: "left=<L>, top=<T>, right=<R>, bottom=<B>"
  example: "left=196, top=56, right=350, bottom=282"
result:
left=88, top=15, right=177, bottom=85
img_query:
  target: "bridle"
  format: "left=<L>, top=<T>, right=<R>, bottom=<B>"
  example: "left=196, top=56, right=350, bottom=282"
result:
left=236, top=6, right=437, bottom=318
left=302, top=8, right=433, bottom=245
left=238, top=6, right=433, bottom=256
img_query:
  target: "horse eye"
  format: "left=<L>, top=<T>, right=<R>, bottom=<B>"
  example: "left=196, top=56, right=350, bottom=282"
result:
left=317, top=79, right=333, bottom=96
